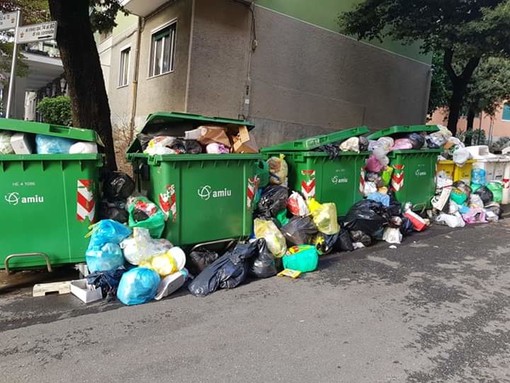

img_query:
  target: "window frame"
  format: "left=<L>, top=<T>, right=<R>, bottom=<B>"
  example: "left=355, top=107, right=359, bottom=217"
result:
left=118, top=45, right=131, bottom=88
left=502, top=103, right=510, bottom=122
left=148, top=19, right=177, bottom=79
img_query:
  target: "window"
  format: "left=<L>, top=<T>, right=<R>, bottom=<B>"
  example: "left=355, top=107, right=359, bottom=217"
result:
left=503, top=103, right=510, bottom=121
left=149, top=23, right=176, bottom=77
left=119, top=47, right=130, bottom=87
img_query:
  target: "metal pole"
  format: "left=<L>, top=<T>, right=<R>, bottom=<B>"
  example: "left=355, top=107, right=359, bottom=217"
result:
left=5, top=10, right=21, bottom=119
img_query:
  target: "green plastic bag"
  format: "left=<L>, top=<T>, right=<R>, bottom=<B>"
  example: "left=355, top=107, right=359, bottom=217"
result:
left=450, top=188, right=467, bottom=205
left=127, top=196, right=166, bottom=238
left=283, top=245, right=319, bottom=273
left=486, top=181, right=503, bottom=203
left=381, top=166, right=393, bottom=187
left=275, top=209, right=290, bottom=227
left=255, top=160, right=270, bottom=188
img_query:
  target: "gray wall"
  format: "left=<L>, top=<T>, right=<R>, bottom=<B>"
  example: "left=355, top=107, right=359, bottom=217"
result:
left=186, top=0, right=252, bottom=118
left=247, top=6, right=431, bottom=147
left=134, top=0, right=192, bottom=125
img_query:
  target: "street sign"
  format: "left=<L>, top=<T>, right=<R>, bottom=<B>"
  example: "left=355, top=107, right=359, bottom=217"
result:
left=17, top=21, right=57, bottom=44
left=0, top=11, right=18, bottom=31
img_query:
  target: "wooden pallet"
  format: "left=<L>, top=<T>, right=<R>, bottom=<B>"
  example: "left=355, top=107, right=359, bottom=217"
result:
left=33, top=281, right=71, bottom=297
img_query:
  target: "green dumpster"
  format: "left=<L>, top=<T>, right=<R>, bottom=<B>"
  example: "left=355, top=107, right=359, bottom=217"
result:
left=261, top=126, right=370, bottom=216
left=367, top=125, right=441, bottom=211
left=126, top=112, right=263, bottom=247
left=0, top=119, right=102, bottom=272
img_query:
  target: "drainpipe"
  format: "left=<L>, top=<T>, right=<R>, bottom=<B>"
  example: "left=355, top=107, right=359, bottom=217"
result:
left=129, top=16, right=143, bottom=140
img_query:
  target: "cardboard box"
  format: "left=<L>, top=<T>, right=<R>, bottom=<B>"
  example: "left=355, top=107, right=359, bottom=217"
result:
left=232, top=126, right=259, bottom=153
left=70, top=279, right=103, bottom=303
left=193, top=126, right=231, bottom=147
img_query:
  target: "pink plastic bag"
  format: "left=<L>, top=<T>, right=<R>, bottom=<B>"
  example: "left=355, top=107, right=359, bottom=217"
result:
left=366, top=155, right=385, bottom=173
left=392, top=138, right=414, bottom=150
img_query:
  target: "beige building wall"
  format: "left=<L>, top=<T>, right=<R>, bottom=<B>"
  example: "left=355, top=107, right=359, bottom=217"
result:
left=134, top=0, right=192, bottom=125
left=106, top=0, right=431, bottom=145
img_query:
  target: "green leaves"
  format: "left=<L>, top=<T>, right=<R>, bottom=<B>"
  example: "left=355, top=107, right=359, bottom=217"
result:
left=36, top=96, right=72, bottom=126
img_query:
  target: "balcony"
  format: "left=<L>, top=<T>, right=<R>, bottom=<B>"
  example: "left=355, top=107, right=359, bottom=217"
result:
left=120, top=0, right=170, bottom=17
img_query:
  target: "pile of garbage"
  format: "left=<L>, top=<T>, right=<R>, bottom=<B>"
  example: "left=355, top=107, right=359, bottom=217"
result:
left=139, top=124, right=257, bottom=155
left=0, top=130, right=98, bottom=155
left=432, top=170, right=503, bottom=227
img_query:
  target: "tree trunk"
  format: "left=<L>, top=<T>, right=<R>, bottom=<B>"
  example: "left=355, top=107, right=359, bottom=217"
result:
left=443, top=49, right=480, bottom=137
left=48, top=0, right=117, bottom=171
left=465, top=107, right=476, bottom=146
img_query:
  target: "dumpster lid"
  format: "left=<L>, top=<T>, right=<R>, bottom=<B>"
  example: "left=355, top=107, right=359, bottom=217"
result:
left=260, top=126, right=370, bottom=152
left=367, top=124, right=439, bottom=140
left=127, top=111, right=255, bottom=153
left=0, top=119, right=97, bottom=142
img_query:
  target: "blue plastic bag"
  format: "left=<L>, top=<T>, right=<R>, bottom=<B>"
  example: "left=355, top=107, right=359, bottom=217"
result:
left=35, top=134, right=75, bottom=154
left=471, top=168, right=486, bottom=186
left=117, top=267, right=161, bottom=305
left=86, top=243, right=125, bottom=273
left=87, top=219, right=132, bottom=249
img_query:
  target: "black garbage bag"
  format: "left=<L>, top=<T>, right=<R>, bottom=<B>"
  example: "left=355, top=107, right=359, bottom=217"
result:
left=407, top=132, right=425, bottom=149
left=336, top=230, right=354, bottom=251
left=188, top=241, right=259, bottom=296
left=280, top=216, right=318, bottom=246
left=344, top=199, right=389, bottom=236
left=98, top=200, right=129, bottom=223
left=169, top=138, right=187, bottom=154
left=86, top=266, right=126, bottom=300
left=103, top=172, right=135, bottom=201
left=358, top=136, right=369, bottom=152
left=400, top=216, right=414, bottom=236
left=349, top=230, right=372, bottom=246
left=315, top=144, right=340, bottom=159
left=474, top=186, right=494, bottom=205
left=256, top=185, right=289, bottom=218
left=249, top=239, right=277, bottom=278
left=184, top=139, right=203, bottom=154
left=313, top=232, right=339, bottom=255
left=187, top=249, right=219, bottom=276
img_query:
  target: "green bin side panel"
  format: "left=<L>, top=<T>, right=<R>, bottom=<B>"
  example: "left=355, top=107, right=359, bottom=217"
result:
left=0, top=156, right=101, bottom=270
left=139, top=155, right=261, bottom=246
left=388, top=150, right=440, bottom=210
left=269, top=152, right=368, bottom=216
left=260, top=126, right=369, bottom=152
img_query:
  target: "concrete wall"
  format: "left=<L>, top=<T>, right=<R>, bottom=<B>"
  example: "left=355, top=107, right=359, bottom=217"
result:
left=186, top=0, right=252, bottom=118
left=134, top=0, right=192, bottom=127
left=247, top=6, right=432, bottom=146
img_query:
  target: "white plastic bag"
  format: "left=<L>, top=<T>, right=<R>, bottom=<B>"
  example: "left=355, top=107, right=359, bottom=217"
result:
left=287, top=191, right=310, bottom=216
left=120, top=227, right=173, bottom=265
left=382, top=227, right=402, bottom=244
left=339, top=137, right=360, bottom=153
left=69, top=141, right=98, bottom=154
left=0, top=131, right=14, bottom=154
left=436, top=212, right=465, bottom=228
left=144, top=136, right=177, bottom=155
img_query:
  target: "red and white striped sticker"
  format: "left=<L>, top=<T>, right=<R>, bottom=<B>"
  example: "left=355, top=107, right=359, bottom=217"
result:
left=392, top=164, right=405, bottom=191
left=301, top=169, right=316, bottom=199
left=77, top=179, right=95, bottom=222
left=247, top=176, right=260, bottom=209
left=159, top=184, right=177, bottom=222
left=359, top=167, right=366, bottom=194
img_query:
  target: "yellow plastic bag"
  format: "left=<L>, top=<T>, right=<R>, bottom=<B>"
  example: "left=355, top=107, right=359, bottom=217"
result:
left=311, top=203, right=340, bottom=235
left=139, top=251, right=178, bottom=277
left=307, top=198, right=322, bottom=214
left=254, top=218, right=287, bottom=257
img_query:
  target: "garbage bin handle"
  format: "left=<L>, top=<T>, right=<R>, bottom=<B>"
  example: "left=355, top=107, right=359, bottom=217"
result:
left=5, top=252, right=52, bottom=274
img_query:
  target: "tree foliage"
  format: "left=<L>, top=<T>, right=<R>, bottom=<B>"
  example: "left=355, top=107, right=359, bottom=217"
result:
left=339, top=0, right=510, bottom=135
left=36, top=96, right=72, bottom=126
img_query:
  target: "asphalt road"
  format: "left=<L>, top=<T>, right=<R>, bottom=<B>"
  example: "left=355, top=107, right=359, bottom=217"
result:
left=1, top=220, right=510, bottom=383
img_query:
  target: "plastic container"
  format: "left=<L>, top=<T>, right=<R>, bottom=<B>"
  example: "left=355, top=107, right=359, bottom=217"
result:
left=367, top=125, right=441, bottom=211
left=437, top=159, right=475, bottom=184
left=502, top=155, right=510, bottom=204
left=126, top=112, right=262, bottom=246
left=0, top=119, right=102, bottom=271
left=261, top=126, right=370, bottom=216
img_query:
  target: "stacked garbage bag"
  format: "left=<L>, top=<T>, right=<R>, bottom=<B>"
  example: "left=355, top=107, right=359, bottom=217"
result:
left=432, top=168, right=503, bottom=228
